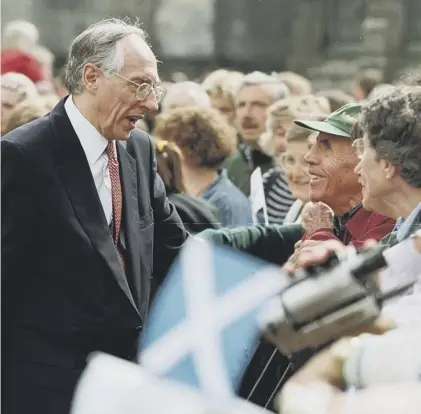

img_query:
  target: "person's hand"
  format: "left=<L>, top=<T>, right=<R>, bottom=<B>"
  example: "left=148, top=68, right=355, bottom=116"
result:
left=283, top=239, right=345, bottom=274
left=302, top=202, right=334, bottom=237
left=284, top=239, right=378, bottom=274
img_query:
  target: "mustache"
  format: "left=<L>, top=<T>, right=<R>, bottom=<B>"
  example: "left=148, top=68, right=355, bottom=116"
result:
left=241, top=118, right=259, bottom=128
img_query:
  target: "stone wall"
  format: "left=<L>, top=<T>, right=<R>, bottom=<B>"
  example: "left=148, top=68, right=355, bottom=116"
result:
left=2, top=0, right=420, bottom=86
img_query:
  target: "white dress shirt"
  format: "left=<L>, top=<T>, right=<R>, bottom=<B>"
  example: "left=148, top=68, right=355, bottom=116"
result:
left=64, top=96, right=113, bottom=225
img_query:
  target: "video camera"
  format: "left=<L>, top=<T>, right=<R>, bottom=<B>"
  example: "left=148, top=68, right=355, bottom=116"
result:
left=259, top=245, right=405, bottom=356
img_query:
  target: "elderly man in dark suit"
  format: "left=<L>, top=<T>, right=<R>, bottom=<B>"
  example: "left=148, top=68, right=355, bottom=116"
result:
left=1, top=18, right=187, bottom=414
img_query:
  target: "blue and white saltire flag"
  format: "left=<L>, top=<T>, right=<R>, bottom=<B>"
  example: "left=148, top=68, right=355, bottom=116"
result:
left=139, top=238, right=289, bottom=400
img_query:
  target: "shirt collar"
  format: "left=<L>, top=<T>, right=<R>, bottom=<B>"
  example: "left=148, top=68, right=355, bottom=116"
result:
left=64, top=95, right=109, bottom=166
left=333, top=205, right=362, bottom=240
left=396, top=202, right=421, bottom=242
left=202, top=169, right=225, bottom=196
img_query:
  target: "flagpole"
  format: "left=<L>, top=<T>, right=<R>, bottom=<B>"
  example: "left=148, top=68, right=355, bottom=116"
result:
left=245, top=346, right=278, bottom=400
left=264, top=362, right=292, bottom=409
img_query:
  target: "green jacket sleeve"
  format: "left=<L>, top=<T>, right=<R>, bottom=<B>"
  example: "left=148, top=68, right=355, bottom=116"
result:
left=197, top=224, right=303, bottom=266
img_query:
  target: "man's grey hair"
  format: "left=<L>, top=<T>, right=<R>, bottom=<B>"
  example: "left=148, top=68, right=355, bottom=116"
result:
left=360, top=85, right=421, bottom=188
left=161, top=81, right=211, bottom=112
left=235, top=71, right=290, bottom=102
left=64, top=18, right=147, bottom=94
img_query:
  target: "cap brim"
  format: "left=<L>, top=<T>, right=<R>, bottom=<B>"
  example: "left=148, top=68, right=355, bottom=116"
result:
left=293, top=120, right=350, bottom=138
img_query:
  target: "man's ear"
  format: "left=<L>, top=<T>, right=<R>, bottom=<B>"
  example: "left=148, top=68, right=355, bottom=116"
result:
left=382, top=159, right=398, bottom=180
left=82, top=63, right=100, bottom=92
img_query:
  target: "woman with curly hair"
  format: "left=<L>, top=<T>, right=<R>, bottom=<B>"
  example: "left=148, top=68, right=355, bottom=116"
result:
left=152, top=138, right=222, bottom=234
left=154, top=107, right=252, bottom=226
left=354, top=85, right=421, bottom=245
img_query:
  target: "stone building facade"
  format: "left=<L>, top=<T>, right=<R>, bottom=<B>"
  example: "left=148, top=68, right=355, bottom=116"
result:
left=3, top=0, right=420, bottom=90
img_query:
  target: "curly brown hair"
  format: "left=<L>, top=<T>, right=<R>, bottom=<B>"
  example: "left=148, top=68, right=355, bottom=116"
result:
left=360, top=86, right=421, bottom=188
left=153, top=106, right=236, bottom=168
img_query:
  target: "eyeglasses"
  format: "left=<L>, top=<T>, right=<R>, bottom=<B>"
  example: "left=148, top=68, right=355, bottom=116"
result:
left=114, top=73, right=166, bottom=103
left=352, top=138, right=365, bottom=160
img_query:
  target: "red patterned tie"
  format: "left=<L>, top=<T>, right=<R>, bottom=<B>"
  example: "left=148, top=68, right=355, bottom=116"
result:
left=106, top=142, right=125, bottom=271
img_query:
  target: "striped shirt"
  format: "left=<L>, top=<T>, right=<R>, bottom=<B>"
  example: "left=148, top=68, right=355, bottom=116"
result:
left=260, top=167, right=296, bottom=224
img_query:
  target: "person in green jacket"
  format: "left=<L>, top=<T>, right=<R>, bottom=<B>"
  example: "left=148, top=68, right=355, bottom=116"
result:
left=224, top=71, right=289, bottom=196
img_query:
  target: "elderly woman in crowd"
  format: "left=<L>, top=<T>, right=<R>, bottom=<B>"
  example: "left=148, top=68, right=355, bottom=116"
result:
left=354, top=85, right=421, bottom=245
left=154, top=106, right=253, bottom=226
left=259, top=96, right=329, bottom=224
left=281, top=121, right=320, bottom=224
left=152, top=138, right=221, bottom=235
left=1, top=72, right=39, bottom=135
left=202, top=69, right=244, bottom=127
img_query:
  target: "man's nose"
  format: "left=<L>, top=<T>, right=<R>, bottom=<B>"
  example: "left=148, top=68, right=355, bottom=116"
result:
left=304, top=147, right=317, bottom=165
left=143, top=91, right=159, bottom=112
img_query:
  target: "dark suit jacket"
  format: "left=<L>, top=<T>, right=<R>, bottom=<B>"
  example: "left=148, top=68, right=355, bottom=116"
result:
left=1, top=98, right=187, bottom=414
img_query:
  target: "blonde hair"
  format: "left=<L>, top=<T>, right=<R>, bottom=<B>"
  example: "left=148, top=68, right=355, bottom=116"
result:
left=266, top=95, right=330, bottom=132
left=153, top=138, right=186, bottom=193
left=260, top=96, right=330, bottom=157
left=273, top=71, right=312, bottom=96
left=286, top=114, right=327, bottom=142
left=3, top=98, right=47, bottom=133
left=42, top=94, right=60, bottom=111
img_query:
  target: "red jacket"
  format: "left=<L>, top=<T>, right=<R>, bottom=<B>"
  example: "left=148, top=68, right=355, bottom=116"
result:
left=302, top=208, right=395, bottom=247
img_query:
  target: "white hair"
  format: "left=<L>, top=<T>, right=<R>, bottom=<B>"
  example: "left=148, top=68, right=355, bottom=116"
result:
left=202, top=69, right=244, bottom=98
left=3, top=20, right=39, bottom=50
left=64, top=18, right=147, bottom=94
left=1, top=72, right=39, bottom=99
left=236, top=71, right=290, bottom=102
left=161, top=81, right=211, bottom=112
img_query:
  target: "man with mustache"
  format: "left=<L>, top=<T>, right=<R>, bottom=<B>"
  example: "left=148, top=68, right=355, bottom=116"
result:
left=224, top=71, right=289, bottom=196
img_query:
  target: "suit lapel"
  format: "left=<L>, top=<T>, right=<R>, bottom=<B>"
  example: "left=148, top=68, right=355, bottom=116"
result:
left=49, top=98, right=138, bottom=313
left=117, top=142, right=142, bottom=308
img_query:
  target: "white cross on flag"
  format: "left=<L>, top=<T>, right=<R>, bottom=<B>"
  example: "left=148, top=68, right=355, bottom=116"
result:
left=139, top=238, right=289, bottom=399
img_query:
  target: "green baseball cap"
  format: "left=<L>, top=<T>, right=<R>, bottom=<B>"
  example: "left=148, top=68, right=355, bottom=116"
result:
left=293, top=103, right=361, bottom=138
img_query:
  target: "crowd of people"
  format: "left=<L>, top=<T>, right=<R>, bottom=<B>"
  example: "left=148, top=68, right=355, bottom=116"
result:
left=2, top=16, right=421, bottom=414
